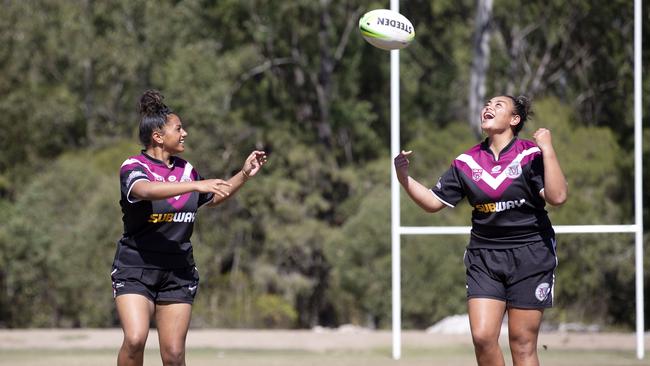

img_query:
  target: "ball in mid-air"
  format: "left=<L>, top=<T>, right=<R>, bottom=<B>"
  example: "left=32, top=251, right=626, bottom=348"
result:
left=359, top=9, right=415, bottom=50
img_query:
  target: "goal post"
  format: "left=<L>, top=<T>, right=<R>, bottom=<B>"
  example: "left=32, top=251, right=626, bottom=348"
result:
left=389, top=0, right=644, bottom=360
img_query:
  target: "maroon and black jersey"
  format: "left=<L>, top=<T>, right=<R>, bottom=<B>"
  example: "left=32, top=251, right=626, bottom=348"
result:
left=431, top=138, right=554, bottom=249
left=115, top=152, right=214, bottom=269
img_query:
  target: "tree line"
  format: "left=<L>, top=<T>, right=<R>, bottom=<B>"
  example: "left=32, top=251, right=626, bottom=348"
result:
left=0, top=0, right=648, bottom=330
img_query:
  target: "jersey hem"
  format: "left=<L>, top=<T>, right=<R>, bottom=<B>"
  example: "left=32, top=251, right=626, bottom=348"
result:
left=113, top=242, right=196, bottom=270
left=113, top=262, right=196, bottom=270
left=467, top=228, right=555, bottom=249
left=467, top=241, right=536, bottom=250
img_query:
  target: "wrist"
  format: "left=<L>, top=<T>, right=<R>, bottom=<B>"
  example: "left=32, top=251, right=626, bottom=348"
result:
left=241, top=169, right=250, bottom=180
left=539, top=145, right=556, bottom=157
left=192, top=181, right=202, bottom=191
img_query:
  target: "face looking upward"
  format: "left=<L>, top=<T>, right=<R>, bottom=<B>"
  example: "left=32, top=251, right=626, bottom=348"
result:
left=480, top=96, right=521, bottom=136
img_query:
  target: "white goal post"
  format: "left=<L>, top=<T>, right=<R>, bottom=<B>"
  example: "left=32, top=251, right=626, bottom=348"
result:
left=389, top=0, right=644, bottom=360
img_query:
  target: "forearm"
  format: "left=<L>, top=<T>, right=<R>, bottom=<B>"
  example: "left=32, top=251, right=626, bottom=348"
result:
left=542, top=149, right=568, bottom=206
left=208, top=170, right=248, bottom=206
left=132, top=180, right=199, bottom=201
left=399, top=175, right=445, bottom=213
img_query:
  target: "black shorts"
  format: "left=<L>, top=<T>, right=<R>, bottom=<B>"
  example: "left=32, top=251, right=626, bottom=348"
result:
left=111, top=265, right=200, bottom=304
left=463, top=238, right=557, bottom=309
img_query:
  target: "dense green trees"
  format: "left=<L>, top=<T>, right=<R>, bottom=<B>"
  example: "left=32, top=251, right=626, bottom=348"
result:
left=0, top=0, right=647, bottom=330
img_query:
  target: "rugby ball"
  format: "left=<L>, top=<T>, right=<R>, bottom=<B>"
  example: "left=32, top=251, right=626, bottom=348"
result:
left=359, top=9, right=415, bottom=50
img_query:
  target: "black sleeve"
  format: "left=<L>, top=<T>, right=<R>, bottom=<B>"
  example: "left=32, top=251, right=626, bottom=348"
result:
left=527, top=154, right=545, bottom=194
left=120, top=165, right=150, bottom=203
left=430, top=165, right=465, bottom=207
left=194, top=172, right=215, bottom=207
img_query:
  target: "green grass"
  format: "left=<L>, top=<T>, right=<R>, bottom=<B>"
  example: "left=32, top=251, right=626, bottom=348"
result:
left=0, top=347, right=645, bottom=366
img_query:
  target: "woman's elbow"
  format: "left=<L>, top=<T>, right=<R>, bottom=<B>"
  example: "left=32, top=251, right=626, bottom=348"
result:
left=421, top=200, right=446, bottom=213
left=206, top=197, right=226, bottom=207
left=547, top=191, right=568, bottom=206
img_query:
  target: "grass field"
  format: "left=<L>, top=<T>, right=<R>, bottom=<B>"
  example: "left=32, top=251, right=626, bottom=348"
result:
left=0, top=329, right=647, bottom=366
left=0, top=347, right=646, bottom=366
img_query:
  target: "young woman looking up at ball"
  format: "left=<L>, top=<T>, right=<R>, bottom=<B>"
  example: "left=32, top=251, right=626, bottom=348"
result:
left=394, top=95, right=567, bottom=366
left=112, top=90, right=267, bottom=366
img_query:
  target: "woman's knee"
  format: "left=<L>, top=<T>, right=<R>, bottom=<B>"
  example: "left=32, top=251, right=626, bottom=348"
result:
left=122, top=332, right=148, bottom=354
left=472, top=328, right=500, bottom=350
left=509, top=332, right=537, bottom=357
left=160, top=343, right=185, bottom=366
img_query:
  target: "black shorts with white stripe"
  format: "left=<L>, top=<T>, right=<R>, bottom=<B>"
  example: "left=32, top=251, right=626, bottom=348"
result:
left=463, top=238, right=557, bottom=309
left=111, top=265, right=199, bottom=304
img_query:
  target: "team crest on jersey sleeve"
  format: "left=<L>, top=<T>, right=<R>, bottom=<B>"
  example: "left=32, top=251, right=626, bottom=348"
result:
left=472, top=169, right=483, bottom=182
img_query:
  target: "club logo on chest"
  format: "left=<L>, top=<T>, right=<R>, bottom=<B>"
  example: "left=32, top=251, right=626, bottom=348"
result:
left=472, top=169, right=483, bottom=182
left=505, top=162, right=522, bottom=179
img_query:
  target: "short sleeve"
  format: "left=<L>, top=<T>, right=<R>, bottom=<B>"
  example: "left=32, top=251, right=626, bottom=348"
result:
left=193, top=170, right=215, bottom=208
left=120, top=162, right=150, bottom=203
left=528, top=154, right=545, bottom=194
left=430, top=165, right=465, bottom=207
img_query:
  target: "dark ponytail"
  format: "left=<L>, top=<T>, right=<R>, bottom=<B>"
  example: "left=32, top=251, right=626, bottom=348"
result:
left=507, top=95, right=533, bottom=135
left=138, top=89, right=172, bottom=146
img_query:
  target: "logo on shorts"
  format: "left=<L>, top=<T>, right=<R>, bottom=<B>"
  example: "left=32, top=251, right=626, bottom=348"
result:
left=535, top=282, right=551, bottom=301
left=472, top=169, right=483, bottom=182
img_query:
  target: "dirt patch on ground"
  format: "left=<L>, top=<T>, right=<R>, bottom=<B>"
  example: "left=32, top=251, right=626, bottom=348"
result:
left=0, top=329, right=647, bottom=352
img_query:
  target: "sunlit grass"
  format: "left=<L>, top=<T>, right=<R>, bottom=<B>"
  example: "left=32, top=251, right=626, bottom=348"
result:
left=0, top=347, right=645, bottom=366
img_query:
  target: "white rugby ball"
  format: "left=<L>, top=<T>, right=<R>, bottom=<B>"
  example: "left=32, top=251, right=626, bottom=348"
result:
left=359, top=9, right=415, bottom=50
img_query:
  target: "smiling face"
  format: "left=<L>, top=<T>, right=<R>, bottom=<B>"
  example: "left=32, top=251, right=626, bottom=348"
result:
left=480, top=96, right=521, bottom=136
left=159, top=114, right=187, bottom=154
